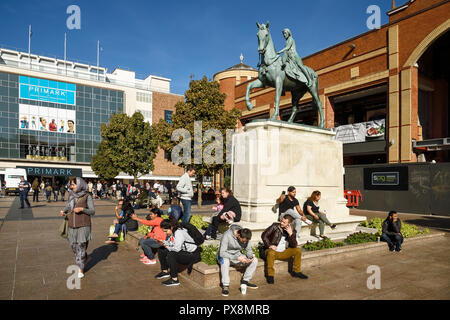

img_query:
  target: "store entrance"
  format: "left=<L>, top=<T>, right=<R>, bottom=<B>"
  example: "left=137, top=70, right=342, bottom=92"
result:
left=27, top=175, right=70, bottom=202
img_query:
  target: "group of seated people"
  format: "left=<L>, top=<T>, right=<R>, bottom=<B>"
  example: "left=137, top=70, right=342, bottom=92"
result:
left=103, top=186, right=404, bottom=294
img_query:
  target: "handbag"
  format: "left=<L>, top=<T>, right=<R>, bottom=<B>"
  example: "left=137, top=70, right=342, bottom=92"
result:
left=59, top=212, right=70, bottom=239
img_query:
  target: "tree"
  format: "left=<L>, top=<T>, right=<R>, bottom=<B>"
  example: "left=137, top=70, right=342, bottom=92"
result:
left=91, top=112, right=159, bottom=183
left=155, top=76, right=241, bottom=207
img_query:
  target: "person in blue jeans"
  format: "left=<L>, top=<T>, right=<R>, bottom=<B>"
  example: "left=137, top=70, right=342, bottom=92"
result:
left=18, top=177, right=31, bottom=208
left=381, top=211, right=403, bottom=252
left=105, top=198, right=137, bottom=243
left=131, top=207, right=165, bottom=265
left=176, top=166, right=196, bottom=224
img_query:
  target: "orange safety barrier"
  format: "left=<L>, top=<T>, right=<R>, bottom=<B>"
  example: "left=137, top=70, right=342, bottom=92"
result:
left=344, top=190, right=362, bottom=207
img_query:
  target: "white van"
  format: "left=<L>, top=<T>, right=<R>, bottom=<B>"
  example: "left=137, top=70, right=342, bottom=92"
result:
left=4, top=168, right=27, bottom=195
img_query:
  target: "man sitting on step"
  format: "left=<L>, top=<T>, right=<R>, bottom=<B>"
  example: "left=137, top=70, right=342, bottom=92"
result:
left=261, top=214, right=308, bottom=284
left=218, top=225, right=258, bottom=297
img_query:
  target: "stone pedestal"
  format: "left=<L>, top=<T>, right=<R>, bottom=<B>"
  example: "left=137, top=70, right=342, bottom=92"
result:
left=231, top=120, right=365, bottom=242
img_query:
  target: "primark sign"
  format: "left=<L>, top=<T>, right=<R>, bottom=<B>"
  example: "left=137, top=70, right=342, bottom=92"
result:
left=19, top=76, right=76, bottom=105
left=17, top=166, right=82, bottom=177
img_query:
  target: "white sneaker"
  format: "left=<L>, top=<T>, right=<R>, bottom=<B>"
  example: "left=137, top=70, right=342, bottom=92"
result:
left=78, top=271, right=84, bottom=278
left=240, top=284, right=247, bottom=295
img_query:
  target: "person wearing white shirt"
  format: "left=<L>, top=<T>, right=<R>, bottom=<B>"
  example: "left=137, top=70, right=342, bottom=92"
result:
left=261, top=214, right=308, bottom=284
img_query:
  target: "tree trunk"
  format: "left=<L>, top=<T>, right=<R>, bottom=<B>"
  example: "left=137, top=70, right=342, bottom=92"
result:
left=197, top=175, right=203, bottom=208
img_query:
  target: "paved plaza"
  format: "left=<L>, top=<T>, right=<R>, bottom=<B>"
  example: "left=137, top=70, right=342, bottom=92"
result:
left=0, top=196, right=449, bottom=300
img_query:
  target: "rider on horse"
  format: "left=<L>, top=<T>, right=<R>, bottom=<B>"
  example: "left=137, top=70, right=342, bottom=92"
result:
left=277, top=28, right=312, bottom=87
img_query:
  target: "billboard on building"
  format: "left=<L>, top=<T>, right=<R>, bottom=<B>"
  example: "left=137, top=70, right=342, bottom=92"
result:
left=19, top=75, right=76, bottom=105
left=19, top=104, right=76, bottom=134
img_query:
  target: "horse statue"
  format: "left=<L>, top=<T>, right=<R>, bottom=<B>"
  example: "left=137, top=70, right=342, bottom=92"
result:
left=245, top=22, right=325, bottom=128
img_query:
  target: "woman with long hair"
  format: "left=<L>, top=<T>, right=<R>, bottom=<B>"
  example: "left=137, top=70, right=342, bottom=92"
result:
left=203, top=187, right=242, bottom=240
left=381, top=211, right=403, bottom=252
left=59, top=177, right=95, bottom=279
left=154, top=219, right=199, bottom=286
left=105, top=197, right=137, bottom=244
left=303, top=190, right=336, bottom=239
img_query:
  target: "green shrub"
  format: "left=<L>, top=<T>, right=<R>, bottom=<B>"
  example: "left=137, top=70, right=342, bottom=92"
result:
left=302, top=238, right=344, bottom=251
left=160, top=214, right=209, bottom=230
left=137, top=225, right=150, bottom=236
left=190, top=215, right=210, bottom=230
left=200, top=244, right=219, bottom=265
left=359, top=218, right=430, bottom=238
left=200, top=243, right=262, bottom=265
left=344, top=231, right=377, bottom=244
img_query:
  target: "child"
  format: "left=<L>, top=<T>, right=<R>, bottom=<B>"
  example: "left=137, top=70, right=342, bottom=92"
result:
left=211, top=191, right=224, bottom=223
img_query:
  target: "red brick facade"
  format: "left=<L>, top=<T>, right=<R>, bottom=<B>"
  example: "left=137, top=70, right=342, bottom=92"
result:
left=217, top=0, right=449, bottom=163
left=152, top=92, right=185, bottom=177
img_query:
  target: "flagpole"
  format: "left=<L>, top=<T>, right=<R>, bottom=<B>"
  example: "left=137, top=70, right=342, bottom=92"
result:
left=28, top=25, right=31, bottom=69
left=97, top=40, right=99, bottom=80
left=64, top=32, right=67, bottom=75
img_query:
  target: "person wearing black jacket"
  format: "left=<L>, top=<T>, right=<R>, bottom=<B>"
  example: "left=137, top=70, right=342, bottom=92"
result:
left=105, top=198, right=138, bottom=244
left=204, top=188, right=241, bottom=240
left=381, top=211, right=403, bottom=252
left=261, top=214, right=308, bottom=284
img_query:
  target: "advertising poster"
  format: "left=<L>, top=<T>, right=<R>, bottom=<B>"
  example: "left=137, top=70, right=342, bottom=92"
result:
left=19, top=104, right=76, bottom=134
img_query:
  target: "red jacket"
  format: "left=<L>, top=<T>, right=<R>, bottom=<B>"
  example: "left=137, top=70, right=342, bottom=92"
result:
left=137, top=217, right=165, bottom=241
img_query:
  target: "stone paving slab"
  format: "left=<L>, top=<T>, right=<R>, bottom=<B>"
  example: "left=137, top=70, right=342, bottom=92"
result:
left=0, top=196, right=448, bottom=300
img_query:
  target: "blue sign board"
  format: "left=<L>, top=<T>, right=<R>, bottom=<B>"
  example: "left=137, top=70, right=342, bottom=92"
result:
left=164, top=110, right=173, bottom=124
left=17, top=166, right=82, bottom=177
left=19, top=76, right=76, bottom=105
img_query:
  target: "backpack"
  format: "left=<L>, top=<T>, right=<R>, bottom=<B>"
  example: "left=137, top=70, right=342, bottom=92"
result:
left=179, top=223, right=203, bottom=274
left=180, top=222, right=204, bottom=246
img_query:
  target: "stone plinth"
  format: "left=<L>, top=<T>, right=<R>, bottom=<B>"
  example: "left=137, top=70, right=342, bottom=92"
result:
left=231, top=120, right=365, bottom=240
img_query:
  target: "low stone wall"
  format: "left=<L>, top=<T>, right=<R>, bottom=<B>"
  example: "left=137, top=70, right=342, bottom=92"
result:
left=124, top=229, right=445, bottom=289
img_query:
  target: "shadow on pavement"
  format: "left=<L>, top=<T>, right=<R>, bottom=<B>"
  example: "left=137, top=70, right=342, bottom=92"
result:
left=404, top=216, right=450, bottom=233
left=84, top=244, right=118, bottom=273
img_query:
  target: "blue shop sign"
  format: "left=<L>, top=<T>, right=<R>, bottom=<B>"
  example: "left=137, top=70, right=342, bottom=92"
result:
left=17, top=166, right=82, bottom=177
left=19, top=76, right=76, bottom=105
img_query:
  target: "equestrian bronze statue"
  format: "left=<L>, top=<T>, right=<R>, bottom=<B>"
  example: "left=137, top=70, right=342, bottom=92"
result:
left=245, top=22, right=324, bottom=128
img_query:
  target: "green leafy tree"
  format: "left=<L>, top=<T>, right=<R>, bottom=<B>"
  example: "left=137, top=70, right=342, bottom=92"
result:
left=155, top=76, right=241, bottom=207
left=91, top=112, right=159, bottom=183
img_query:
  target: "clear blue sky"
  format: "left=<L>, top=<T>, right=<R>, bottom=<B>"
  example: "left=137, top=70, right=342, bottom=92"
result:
left=0, top=0, right=391, bottom=95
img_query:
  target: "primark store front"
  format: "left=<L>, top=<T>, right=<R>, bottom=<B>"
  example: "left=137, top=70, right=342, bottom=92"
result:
left=0, top=70, right=124, bottom=184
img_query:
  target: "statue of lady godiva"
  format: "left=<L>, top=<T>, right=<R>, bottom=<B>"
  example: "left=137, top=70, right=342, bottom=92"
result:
left=277, top=28, right=312, bottom=87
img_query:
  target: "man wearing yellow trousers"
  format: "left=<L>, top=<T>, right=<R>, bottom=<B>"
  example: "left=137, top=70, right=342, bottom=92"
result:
left=261, top=214, right=308, bottom=284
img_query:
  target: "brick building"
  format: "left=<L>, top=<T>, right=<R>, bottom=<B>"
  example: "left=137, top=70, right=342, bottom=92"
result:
left=215, top=0, right=449, bottom=165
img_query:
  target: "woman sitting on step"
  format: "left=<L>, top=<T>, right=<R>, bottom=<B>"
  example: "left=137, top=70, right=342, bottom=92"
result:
left=303, top=190, right=336, bottom=239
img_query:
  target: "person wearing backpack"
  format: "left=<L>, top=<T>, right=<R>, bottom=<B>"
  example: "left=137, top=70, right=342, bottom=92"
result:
left=155, top=219, right=203, bottom=286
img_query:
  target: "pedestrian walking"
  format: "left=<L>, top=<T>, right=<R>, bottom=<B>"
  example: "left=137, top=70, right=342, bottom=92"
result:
left=176, top=166, right=196, bottom=224
left=59, top=183, right=67, bottom=201
left=45, top=182, right=52, bottom=202
left=40, top=181, right=45, bottom=198
left=31, top=178, right=39, bottom=202
left=59, top=177, right=95, bottom=279
left=18, top=176, right=31, bottom=208
left=53, top=181, right=59, bottom=201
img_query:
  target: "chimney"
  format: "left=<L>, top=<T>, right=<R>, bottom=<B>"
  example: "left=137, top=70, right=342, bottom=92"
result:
left=392, top=0, right=396, bottom=9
